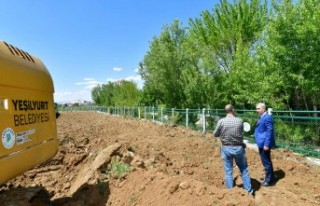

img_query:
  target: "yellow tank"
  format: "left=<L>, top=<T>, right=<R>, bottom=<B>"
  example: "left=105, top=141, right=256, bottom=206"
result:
left=0, top=41, right=59, bottom=185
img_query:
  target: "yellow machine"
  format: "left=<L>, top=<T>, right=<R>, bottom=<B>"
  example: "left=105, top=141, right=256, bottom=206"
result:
left=0, top=41, right=59, bottom=185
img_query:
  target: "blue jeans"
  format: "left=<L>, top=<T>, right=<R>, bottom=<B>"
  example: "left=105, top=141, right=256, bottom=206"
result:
left=258, top=147, right=275, bottom=183
left=221, top=146, right=252, bottom=192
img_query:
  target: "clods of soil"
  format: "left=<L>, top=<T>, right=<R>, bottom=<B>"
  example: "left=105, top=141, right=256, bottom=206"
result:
left=1, top=111, right=319, bottom=206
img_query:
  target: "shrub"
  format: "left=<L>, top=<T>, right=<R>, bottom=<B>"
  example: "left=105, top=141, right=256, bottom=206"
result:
left=108, top=159, right=131, bottom=179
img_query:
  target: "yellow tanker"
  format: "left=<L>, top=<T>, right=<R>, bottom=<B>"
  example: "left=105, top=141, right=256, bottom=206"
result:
left=0, top=41, right=59, bottom=185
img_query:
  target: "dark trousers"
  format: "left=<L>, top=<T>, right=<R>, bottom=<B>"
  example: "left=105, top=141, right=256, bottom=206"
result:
left=258, top=147, right=275, bottom=183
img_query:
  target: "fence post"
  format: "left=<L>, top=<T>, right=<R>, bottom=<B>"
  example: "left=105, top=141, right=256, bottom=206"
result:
left=161, top=108, right=163, bottom=123
left=186, top=108, right=189, bottom=128
left=138, top=107, right=141, bottom=119
left=202, top=108, right=206, bottom=134
left=152, top=106, right=155, bottom=122
left=144, top=106, right=147, bottom=119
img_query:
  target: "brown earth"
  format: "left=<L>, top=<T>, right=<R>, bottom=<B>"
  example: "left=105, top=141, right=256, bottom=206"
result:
left=1, top=111, right=320, bottom=206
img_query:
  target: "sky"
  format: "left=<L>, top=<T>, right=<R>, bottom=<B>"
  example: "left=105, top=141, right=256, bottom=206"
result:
left=0, top=0, right=218, bottom=103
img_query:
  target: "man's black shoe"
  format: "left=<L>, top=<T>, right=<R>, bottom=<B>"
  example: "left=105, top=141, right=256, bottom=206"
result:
left=261, top=181, right=275, bottom=187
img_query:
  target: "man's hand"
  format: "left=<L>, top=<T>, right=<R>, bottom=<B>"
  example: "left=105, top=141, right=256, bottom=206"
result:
left=263, top=146, right=269, bottom=151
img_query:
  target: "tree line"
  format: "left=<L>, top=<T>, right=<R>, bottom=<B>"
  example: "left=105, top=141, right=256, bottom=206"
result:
left=92, top=0, right=320, bottom=111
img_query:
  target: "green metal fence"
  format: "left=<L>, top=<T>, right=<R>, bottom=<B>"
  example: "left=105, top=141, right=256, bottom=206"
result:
left=57, top=106, right=320, bottom=157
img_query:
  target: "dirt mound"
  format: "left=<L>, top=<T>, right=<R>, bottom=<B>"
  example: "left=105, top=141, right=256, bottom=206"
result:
left=1, top=111, right=319, bottom=206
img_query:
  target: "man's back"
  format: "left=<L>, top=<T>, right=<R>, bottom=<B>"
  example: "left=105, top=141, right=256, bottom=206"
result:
left=214, top=114, right=243, bottom=145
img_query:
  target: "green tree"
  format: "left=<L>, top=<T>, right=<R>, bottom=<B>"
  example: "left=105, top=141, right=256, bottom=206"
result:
left=113, top=80, right=140, bottom=106
left=91, top=83, right=115, bottom=106
left=139, top=20, right=188, bottom=108
left=179, top=34, right=222, bottom=108
left=265, top=0, right=320, bottom=110
left=91, top=81, right=140, bottom=107
left=189, top=0, right=269, bottom=108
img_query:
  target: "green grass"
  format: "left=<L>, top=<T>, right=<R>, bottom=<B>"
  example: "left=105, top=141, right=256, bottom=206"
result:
left=108, top=159, right=131, bottom=179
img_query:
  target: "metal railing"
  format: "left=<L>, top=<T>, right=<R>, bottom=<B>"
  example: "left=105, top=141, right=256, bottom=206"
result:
left=57, top=106, right=320, bottom=157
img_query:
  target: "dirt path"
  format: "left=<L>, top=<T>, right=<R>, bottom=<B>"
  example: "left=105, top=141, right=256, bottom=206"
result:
left=1, top=111, right=319, bottom=206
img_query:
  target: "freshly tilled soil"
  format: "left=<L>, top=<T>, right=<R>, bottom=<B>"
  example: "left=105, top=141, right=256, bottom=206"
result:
left=1, top=111, right=319, bottom=206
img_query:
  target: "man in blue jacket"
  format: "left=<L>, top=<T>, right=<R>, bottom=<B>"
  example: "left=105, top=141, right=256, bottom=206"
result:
left=254, top=102, right=276, bottom=186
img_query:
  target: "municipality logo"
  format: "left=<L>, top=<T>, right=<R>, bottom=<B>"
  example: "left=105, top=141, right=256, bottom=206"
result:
left=2, top=128, right=15, bottom=149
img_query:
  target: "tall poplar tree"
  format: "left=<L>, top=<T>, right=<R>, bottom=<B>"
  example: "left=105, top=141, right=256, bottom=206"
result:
left=139, top=20, right=188, bottom=108
left=189, top=0, right=268, bottom=107
left=265, top=0, right=320, bottom=110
